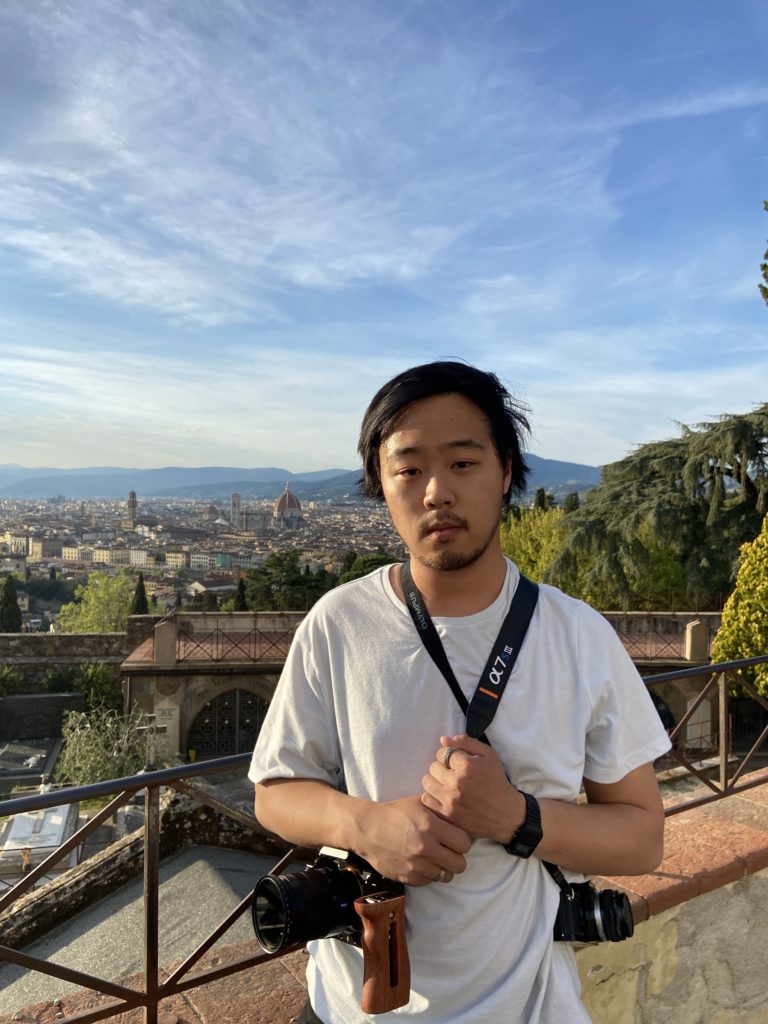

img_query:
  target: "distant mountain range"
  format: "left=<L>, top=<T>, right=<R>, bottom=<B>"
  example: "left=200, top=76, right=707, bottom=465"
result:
left=0, top=456, right=601, bottom=500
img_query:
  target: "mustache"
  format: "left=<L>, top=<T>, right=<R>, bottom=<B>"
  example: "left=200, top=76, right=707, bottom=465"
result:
left=419, top=514, right=469, bottom=539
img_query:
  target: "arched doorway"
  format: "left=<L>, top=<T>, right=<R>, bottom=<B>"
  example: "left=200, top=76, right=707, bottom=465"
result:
left=186, top=689, right=268, bottom=759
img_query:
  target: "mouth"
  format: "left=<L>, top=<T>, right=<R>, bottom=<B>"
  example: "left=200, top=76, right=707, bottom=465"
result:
left=421, top=517, right=468, bottom=541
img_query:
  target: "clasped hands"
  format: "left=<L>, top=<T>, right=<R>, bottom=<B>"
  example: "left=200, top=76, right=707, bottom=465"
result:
left=359, top=735, right=524, bottom=888
left=421, top=734, right=525, bottom=848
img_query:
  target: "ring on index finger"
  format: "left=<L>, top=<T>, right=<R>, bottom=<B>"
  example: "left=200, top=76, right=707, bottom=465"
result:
left=442, top=746, right=460, bottom=770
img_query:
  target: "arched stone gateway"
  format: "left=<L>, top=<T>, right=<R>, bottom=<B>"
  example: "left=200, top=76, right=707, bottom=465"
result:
left=186, top=688, right=268, bottom=760
left=120, top=611, right=305, bottom=762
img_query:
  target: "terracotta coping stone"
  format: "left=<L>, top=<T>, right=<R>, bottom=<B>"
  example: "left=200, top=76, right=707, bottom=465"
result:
left=594, top=767, right=768, bottom=918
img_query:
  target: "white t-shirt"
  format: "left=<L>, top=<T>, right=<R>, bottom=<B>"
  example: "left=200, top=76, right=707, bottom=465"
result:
left=249, top=562, right=671, bottom=1024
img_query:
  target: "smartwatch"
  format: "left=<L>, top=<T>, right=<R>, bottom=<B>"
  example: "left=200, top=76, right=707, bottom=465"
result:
left=504, top=791, right=542, bottom=858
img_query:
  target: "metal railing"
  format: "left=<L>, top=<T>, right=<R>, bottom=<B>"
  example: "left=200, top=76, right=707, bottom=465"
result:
left=644, top=654, right=768, bottom=814
left=176, top=627, right=295, bottom=662
left=602, top=611, right=722, bottom=661
left=1, top=655, right=767, bottom=1024
left=0, top=754, right=294, bottom=1024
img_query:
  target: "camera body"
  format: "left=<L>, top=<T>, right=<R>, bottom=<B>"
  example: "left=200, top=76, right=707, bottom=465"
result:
left=252, top=846, right=402, bottom=954
left=553, top=881, right=634, bottom=943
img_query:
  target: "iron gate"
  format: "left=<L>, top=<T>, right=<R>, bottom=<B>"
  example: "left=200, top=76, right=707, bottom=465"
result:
left=186, top=689, right=268, bottom=759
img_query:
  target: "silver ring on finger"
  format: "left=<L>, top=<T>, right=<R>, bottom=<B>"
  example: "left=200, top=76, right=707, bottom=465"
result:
left=434, top=867, right=448, bottom=883
left=443, top=746, right=460, bottom=770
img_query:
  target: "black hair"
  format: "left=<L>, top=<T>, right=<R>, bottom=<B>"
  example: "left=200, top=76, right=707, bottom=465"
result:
left=357, top=360, right=530, bottom=505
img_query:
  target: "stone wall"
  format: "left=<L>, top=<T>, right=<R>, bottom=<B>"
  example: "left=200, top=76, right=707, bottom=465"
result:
left=579, top=870, right=768, bottom=1023
left=0, top=693, right=85, bottom=741
left=0, top=616, right=161, bottom=690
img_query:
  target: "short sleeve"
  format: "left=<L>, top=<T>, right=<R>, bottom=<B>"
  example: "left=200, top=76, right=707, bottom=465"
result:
left=248, top=616, right=342, bottom=789
left=580, top=608, right=671, bottom=784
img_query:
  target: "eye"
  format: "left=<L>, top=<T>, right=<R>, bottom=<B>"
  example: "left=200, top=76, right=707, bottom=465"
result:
left=453, top=460, right=476, bottom=470
left=396, top=466, right=420, bottom=477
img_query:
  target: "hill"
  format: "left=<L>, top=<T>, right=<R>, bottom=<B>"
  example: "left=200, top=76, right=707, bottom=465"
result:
left=0, top=457, right=600, bottom=501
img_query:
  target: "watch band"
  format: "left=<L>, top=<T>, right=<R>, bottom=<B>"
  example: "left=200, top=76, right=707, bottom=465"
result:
left=504, top=791, right=542, bottom=858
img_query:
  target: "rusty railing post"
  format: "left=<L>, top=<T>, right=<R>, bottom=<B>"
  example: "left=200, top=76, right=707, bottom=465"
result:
left=719, top=671, right=730, bottom=791
left=144, top=783, right=160, bottom=1024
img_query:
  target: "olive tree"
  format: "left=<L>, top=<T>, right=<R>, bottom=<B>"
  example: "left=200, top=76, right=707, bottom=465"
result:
left=54, top=706, right=152, bottom=786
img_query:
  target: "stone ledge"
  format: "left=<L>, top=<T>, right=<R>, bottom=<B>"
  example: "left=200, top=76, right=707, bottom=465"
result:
left=596, top=766, right=768, bottom=918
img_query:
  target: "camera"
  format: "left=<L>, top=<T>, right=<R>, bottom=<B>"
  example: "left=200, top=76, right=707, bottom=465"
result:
left=553, top=881, right=634, bottom=943
left=252, top=846, right=402, bottom=953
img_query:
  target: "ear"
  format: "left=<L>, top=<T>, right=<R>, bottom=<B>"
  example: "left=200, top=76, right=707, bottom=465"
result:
left=502, top=455, right=513, bottom=496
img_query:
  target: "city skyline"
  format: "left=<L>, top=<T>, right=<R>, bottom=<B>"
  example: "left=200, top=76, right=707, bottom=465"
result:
left=1, top=1, right=767, bottom=471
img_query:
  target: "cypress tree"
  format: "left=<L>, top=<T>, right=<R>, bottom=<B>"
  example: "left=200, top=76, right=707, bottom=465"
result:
left=129, top=572, right=150, bottom=615
left=563, top=492, right=580, bottom=513
left=235, top=578, right=248, bottom=611
left=0, top=575, right=23, bottom=633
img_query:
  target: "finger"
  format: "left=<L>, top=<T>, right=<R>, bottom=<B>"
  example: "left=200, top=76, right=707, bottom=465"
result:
left=421, top=789, right=449, bottom=819
left=433, top=818, right=472, bottom=855
left=441, top=734, right=490, bottom=757
left=421, top=774, right=445, bottom=801
left=438, top=745, right=471, bottom=771
left=431, top=868, right=454, bottom=884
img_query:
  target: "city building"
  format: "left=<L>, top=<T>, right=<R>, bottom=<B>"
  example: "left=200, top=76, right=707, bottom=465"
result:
left=273, top=484, right=302, bottom=529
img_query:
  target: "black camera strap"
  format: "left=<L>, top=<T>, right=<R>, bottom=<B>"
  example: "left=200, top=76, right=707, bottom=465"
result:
left=400, top=560, right=538, bottom=742
left=399, top=560, right=572, bottom=898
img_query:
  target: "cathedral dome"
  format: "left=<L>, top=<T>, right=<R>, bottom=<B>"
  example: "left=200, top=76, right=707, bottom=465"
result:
left=274, top=484, right=302, bottom=515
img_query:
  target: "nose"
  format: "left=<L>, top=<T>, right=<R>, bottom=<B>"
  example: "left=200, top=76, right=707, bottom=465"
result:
left=423, top=473, right=454, bottom=509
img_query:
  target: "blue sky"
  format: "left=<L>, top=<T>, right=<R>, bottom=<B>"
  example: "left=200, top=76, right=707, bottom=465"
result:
left=1, top=0, right=766, bottom=472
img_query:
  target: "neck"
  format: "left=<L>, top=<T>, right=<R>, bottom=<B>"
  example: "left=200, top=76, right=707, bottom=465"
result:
left=396, top=549, right=508, bottom=617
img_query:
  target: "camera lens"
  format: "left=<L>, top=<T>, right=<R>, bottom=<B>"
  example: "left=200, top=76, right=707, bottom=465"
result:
left=252, top=865, right=364, bottom=953
left=253, top=876, right=290, bottom=953
left=597, top=890, right=634, bottom=942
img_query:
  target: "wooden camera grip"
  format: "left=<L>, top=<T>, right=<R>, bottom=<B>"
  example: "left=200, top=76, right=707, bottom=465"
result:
left=354, top=892, right=410, bottom=1014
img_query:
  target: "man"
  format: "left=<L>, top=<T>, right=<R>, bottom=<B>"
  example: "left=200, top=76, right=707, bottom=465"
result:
left=250, top=361, right=670, bottom=1023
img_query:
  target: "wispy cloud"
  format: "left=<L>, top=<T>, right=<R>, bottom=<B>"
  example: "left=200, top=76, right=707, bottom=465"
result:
left=0, top=0, right=623, bottom=324
left=593, top=84, right=768, bottom=132
left=0, top=0, right=766, bottom=469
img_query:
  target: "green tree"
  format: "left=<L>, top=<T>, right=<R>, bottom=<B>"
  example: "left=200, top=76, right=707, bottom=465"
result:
left=0, top=575, right=22, bottom=632
left=41, top=666, right=79, bottom=692
left=74, top=663, right=122, bottom=712
left=41, top=662, right=120, bottom=710
left=563, top=492, right=580, bottom=513
left=340, top=549, right=358, bottom=574
left=57, top=571, right=135, bottom=633
left=500, top=508, right=565, bottom=581
left=22, top=576, right=76, bottom=604
left=0, top=665, right=23, bottom=697
left=234, top=578, right=248, bottom=611
left=549, top=406, right=768, bottom=610
left=245, top=551, right=337, bottom=610
left=339, top=552, right=395, bottom=585
left=129, top=572, right=149, bottom=615
left=54, top=706, right=151, bottom=786
left=711, top=515, right=768, bottom=695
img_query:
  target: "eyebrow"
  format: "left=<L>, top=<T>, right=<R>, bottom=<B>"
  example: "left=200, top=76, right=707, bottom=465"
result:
left=385, top=438, right=488, bottom=459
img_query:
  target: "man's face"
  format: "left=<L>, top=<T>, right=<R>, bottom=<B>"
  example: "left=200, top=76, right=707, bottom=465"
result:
left=378, top=392, right=511, bottom=573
